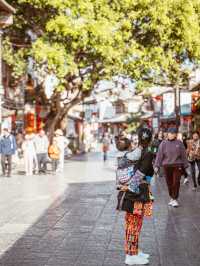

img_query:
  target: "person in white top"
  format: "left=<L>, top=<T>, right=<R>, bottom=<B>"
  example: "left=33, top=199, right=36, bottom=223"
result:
left=22, top=134, right=38, bottom=176
left=55, top=129, right=69, bottom=172
left=34, top=130, right=49, bottom=173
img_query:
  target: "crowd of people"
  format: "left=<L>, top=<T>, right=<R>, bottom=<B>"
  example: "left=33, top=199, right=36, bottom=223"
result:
left=0, top=128, right=70, bottom=177
left=113, top=127, right=200, bottom=265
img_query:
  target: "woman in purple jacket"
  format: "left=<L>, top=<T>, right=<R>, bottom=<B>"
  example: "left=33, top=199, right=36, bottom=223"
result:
left=154, top=127, right=189, bottom=207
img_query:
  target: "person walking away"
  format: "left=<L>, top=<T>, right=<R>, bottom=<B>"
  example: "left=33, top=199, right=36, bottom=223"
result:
left=154, top=127, right=189, bottom=207
left=102, top=133, right=110, bottom=161
left=48, top=138, right=60, bottom=173
left=34, top=129, right=49, bottom=174
left=182, top=133, right=188, bottom=150
left=16, top=132, right=24, bottom=159
left=55, top=129, right=69, bottom=172
left=151, top=131, right=163, bottom=176
left=22, top=134, right=38, bottom=176
left=0, top=128, right=17, bottom=177
left=117, top=128, right=154, bottom=265
left=187, top=131, right=200, bottom=190
left=180, top=133, right=190, bottom=185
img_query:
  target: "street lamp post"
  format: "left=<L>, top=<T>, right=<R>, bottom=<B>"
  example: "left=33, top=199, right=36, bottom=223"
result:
left=175, top=86, right=180, bottom=128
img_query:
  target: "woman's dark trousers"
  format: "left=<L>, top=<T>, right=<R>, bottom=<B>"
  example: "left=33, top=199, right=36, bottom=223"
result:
left=190, top=160, right=200, bottom=188
left=163, top=165, right=183, bottom=200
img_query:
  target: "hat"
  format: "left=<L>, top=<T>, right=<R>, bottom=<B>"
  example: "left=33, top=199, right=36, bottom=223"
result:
left=167, top=127, right=178, bottom=134
left=55, top=129, right=63, bottom=136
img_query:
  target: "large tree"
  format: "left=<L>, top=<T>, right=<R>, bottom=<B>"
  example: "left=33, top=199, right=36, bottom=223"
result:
left=4, top=0, right=200, bottom=133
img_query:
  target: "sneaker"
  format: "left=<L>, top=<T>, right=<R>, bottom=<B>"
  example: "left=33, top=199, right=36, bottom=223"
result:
left=183, top=178, right=189, bottom=185
left=171, top=200, right=179, bottom=207
left=138, top=251, right=150, bottom=259
left=168, top=199, right=174, bottom=206
left=125, top=255, right=149, bottom=265
left=192, top=187, right=197, bottom=191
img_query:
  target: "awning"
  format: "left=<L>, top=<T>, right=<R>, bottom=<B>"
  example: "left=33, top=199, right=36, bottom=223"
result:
left=99, top=113, right=130, bottom=123
left=160, top=115, right=176, bottom=121
left=140, top=86, right=173, bottom=96
left=68, top=114, right=83, bottom=121
left=141, top=111, right=154, bottom=120
left=0, top=0, right=15, bottom=13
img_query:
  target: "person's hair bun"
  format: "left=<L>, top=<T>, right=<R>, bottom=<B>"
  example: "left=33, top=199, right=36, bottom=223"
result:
left=138, top=128, right=152, bottom=145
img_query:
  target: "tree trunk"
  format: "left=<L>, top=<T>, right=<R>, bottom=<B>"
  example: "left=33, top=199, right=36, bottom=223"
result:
left=46, top=110, right=62, bottom=142
left=45, top=92, right=84, bottom=141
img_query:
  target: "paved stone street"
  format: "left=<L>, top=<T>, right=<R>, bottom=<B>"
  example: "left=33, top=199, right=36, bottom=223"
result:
left=0, top=153, right=199, bottom=266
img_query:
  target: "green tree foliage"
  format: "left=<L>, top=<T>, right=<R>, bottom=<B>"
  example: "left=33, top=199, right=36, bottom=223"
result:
left=4, top=0, right=200, bottom=131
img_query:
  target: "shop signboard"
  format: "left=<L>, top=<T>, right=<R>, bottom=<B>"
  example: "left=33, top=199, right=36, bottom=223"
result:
left=163, top=92, right=175, bottom=117
left=180, top=91, right=192, bottom=115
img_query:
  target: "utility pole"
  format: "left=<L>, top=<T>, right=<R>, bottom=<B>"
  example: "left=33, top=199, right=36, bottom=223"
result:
left=175, top=85, right=180, bottom=128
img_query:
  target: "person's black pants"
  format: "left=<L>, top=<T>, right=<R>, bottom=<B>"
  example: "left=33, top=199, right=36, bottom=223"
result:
left=1, top=154, right=12, bottom=175
left=52, top=159, right=59, bottom=172
left=190, top=160, right=200, bottom=188
left=37, top=153, right=47, bottom=172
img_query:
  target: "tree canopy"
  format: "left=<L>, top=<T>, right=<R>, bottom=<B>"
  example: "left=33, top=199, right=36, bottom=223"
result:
left=5, top=0, right=200, bottom=83
left=4, top=0, right=200, bottom=131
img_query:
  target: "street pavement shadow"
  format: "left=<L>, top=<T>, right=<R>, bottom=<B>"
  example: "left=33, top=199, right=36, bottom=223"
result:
left=0, top=180, right=127, bottom=266
left=0, top=177, right=200, bottom=266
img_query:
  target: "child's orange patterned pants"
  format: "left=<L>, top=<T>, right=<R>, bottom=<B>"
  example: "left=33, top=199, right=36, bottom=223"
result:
left=125, top=212, right=144, bottom=255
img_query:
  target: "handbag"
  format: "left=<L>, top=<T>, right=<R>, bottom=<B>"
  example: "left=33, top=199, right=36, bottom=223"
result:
left=116, top=183, right=150, bottom=213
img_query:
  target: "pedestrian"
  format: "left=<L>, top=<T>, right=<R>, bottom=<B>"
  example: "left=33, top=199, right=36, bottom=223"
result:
left=151, top=131, right=164, bottom=176
left=163, top=131, right=168, bottom=140
left=0, top=128, right=17, bottom=177
left=34, top=129, right=49, bottom=174
left=102, top=133, right=110, bottom=161
left=180, top=133, right=190, bottom=185
left=182, top=133, right=188, bottom=150
left=16, top=131, right=24, bottom=159
left=48, top=138, right=60, bottom=173
left=132, top=134, right=139, bottom=149
left=117, top=128, right=154, bottom=265
left=187, top=131, right=200, bottom=190
left=55, top=129, right=69, bottom=172
left=22, top=133, right=38, bottom=176
left=154, top=127, right=189, bottom=207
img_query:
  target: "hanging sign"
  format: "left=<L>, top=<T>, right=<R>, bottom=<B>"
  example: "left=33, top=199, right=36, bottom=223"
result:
left=180, top=91, right=192, bottom=115
left=163, top=92, right=175, bottom=117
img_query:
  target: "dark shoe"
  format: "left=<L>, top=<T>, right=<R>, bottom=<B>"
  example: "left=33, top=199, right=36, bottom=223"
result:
left=6, top=174, right=11, bottom=178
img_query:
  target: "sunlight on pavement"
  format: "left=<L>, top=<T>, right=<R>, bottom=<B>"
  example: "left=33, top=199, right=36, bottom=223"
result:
left=0, top=153, right=115, bottom=258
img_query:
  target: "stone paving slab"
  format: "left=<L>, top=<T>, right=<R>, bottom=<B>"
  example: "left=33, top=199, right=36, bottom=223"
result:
left=0, top=153, right=198, bottom=265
